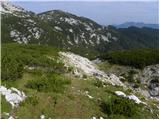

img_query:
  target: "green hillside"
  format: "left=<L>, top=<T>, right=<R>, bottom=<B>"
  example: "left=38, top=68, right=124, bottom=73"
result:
left=99, top=48, right=159, bottom=69
left=1, top=43, right=158, bottom=119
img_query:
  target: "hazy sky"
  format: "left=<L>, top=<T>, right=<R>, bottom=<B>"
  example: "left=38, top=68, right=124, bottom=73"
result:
left=11, top=0, right=159, bottom=25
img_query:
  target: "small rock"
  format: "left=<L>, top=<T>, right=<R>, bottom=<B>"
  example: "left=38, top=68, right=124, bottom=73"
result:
left=115, top=91, right=126, bottom=97
left=3, top=112, right=9, bottom=116
left=100, top=117, right=103, bottom=119
left=115, top=91, right=146, bottom=105
left=85, top=91, right=89, bottom=94
left=127, top=95, right=142, bottom=104
left=8, top=116, right=14, bottom=119
left=40, top=115, right=45, bottom=119
left=0, top=86, right=26, bottom=108
left=87, top=94, right=94, bottom=99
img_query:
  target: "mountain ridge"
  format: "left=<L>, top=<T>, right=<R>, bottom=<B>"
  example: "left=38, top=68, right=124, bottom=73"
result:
left=114, top=22, right=159, bottom=29
left=1, top=1, right=159, bottom=59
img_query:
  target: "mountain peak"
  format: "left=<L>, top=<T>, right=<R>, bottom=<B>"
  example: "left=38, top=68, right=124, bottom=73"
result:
left=2, top=1, right=158, bottom=55
left=0, top=1, right=26, bottom=14
left=114, top=22, right=159, bottom=29
left=38, top=9, right=79, bottom=19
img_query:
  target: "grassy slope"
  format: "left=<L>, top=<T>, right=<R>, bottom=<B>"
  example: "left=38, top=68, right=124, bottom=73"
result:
left=97, top=61, right=159, bottom=116
left=1, top=43, right=159, bottom=119
left=2, top=71, right=158, bottom=119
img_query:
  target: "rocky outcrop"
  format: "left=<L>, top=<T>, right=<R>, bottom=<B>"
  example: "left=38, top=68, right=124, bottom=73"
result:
left=148, top=79, right=159, bottom=97
left=139, top=64, right=159, bottom=98
left=140, top=64, right=158, bottom=84
left=115, top=91, right=146, bottom=104
left=129, top=64, right=159, bottom=99
left=59, top=52, right=124, bottom=86
left=0, top=86, right=26, bottom=108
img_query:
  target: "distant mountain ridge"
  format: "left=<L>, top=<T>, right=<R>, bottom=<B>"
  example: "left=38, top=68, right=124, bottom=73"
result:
left=1, top=1, right=159, bottom=58
left=114, top=22, right=159, bottom=29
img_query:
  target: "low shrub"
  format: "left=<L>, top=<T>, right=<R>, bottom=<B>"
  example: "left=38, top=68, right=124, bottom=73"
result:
left=100, top=95, right=139, bottom=118
left=99, top=94, right=157, bottom=118
left=20, top=96, right=39, bottom=106
left=25, top=73, right=71, bottom=93
left=94, top=80, right=103, bottom=88
left=2, top=54, right=24, bottom=80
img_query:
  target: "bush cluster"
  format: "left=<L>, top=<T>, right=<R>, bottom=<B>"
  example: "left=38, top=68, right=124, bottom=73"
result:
left=25, top=73, right=71, bottom=93
left=94, top=79, right=103, bottom=88
left=1, top=43, right=64, bottom=81
left=2, top=54, right=23, bottom=80
left=100, top=48, right=158, bottom=69
left=20, top=96, right=39, bottom=106
left=100, top=95, right=141, bottom=118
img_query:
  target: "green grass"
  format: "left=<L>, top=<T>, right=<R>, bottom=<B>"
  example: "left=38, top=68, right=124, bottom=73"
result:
left=97, top=61, right=134, bottom=76
left=1, top=71, right=158, bottom=119
left=25, top=72, right=71, bottom=93
left=1, top=95, right=12, bottom=114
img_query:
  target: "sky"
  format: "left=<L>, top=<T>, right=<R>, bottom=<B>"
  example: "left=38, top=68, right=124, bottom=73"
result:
left=10, top=0, right=159, bottom=25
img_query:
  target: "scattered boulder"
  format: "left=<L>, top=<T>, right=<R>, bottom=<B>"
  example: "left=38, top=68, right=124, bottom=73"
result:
left=148, top=78, right=159, bottom=97
left=115, top=91, right=126, bottom=97
left=114, top=91, right=146, bottom=105
left=0, top=86, right=26, bottom=108
left=40, top=115, right=45, bottom=119
left=92, top=116, right=103, bottom=119
left=84, top=91, right=94, bottom=99
left=126, top=95, right=142, bottom=104
left=92, top=117, right=96, bottom=119
left=8, top=116, right=14, bottom=119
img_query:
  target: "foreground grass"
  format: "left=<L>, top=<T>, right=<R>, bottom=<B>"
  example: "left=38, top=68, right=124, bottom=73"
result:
left=1, top=95, right=12, bottom=114
left=2, top=70, right=158, bottom=119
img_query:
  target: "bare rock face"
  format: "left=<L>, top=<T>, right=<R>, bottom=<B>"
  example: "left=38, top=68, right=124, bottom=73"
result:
left=59, top=52, right=124, bottom=86
left=148, top=79, right=159, bottom=97
left=117, top=64, right=159, bottom=99
left=139, top=64, right=159, bottom=98
left=0, top=86, right=26, bottom=108
left=140, top=65, right=159, bottom=84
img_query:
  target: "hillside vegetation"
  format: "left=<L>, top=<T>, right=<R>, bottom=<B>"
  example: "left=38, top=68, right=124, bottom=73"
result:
left=99, top=48, right=159, bottom=69
left=1, top=43, right=159, bottom=119
left=2, top=43, right=65, bottom=81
